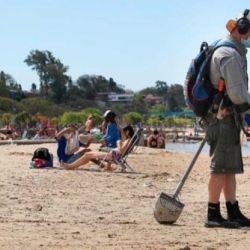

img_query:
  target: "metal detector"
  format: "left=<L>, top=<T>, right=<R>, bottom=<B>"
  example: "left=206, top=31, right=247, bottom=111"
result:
left=154, top=138, right=207, bottom=224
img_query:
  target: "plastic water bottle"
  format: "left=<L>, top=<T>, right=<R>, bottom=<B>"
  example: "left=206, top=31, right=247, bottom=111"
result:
left=94, top=133, right=102, bottom=142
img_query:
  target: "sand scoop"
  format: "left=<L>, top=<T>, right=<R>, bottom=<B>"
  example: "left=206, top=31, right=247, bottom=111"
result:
left=154, top=138, right=206, bottom=224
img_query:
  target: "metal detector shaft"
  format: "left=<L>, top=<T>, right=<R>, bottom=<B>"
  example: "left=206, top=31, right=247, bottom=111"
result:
left=173, top=138, right=206, bottom=198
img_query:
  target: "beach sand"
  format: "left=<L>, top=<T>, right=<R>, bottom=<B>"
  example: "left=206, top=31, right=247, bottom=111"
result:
left=1, top=142, right=250, bottom=249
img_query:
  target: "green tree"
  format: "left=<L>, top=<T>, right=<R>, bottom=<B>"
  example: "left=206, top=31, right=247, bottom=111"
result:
left=131, top=94, right=148, bottom=113
left=149, top=104, right=167, bottom=113
left=173, top=117, right=194, bottom=127
left=109, top=78, right=116, bottom=92
left=164, top=117, right=175, bottom=127
left=20, top=97, right=65, bottom=117
left=167, top=84, right=185, bottom=111
left=2, top=112, right=12, bottom=126
left=24, top=50, right=50, bottom=95
left=0, top=97, right=24, bottom=114
left=0, top=71, right=23, bottom=100
left=147, top=116, right=162, bottom=126
left=30, top=83, right=37, bottom=92
left=46, top=62, right=71, bottom=103
left=155, top=80, right=168, bottom=99
left=138, top=86, right=158, bottom=96
left=123, top=112, right=142, bottom=125
left=74, top=75, right=125, bottom=101
left=14, top=111, right=32, bottom=130
left=0, top=71, right=9, bottom=97
left=24, top=50, right=71, bottom=103
left=76, top=75, right=96, bottom=100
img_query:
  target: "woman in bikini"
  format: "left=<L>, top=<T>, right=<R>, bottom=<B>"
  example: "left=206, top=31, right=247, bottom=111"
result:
left=61, top=125, right=134, bottom=170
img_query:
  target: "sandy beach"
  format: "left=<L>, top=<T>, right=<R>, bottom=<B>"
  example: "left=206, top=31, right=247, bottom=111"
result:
left=1, top=142, right=250, bottom=249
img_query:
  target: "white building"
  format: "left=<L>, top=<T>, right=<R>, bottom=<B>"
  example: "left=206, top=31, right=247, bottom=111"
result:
left=108, top=93, right=134, bottom=103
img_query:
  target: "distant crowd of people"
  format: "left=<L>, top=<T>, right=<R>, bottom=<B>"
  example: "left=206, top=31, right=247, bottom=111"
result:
left=145, top=127, right=166, bottom=148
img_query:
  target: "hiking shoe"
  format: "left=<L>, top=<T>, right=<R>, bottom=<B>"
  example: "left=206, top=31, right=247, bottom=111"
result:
left=205, top=202, right=240, bottom=228
left=205, top=218, right=240, bottom=228
left=226, top=201, right=250, bottom=227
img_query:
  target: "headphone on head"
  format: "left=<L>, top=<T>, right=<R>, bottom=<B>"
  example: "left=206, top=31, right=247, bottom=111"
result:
left=236, top=9, right=250, bottom=34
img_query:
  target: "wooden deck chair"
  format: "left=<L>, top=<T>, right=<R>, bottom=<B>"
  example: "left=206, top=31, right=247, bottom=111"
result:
left=99, top=127, right=143, bottom=172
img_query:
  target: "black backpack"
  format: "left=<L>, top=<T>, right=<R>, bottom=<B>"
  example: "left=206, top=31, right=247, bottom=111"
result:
left=183, top=40, right=236, bottom=118
left=32, top=147, right=51, bottom=161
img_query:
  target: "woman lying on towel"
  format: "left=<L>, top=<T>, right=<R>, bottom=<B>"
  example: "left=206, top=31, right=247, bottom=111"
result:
left=61, top=125, right=134, bottom=170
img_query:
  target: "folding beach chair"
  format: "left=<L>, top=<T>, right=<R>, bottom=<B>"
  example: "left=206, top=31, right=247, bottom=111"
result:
left=99, top=127, right=143, bottom=172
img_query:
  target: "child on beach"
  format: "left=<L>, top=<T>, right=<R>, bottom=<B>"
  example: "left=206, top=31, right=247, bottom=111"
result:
left=61, top=125, right=134, bottom=170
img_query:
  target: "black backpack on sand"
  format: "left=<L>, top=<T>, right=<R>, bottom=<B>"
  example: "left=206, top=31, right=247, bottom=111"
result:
left=32, top=147, right=51, bottom=161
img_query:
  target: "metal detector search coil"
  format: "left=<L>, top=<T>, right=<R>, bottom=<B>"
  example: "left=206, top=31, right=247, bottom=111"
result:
left=154, top=138, right=206, bottom=224
left=154, top=192, right=184, bottom=224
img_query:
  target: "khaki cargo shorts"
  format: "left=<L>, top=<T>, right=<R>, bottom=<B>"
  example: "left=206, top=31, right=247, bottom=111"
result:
left=206, top=115, right=243, bottom=174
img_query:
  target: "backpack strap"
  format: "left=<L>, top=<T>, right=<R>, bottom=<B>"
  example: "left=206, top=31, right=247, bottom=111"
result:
left=213, top=40, right=238, bottom=54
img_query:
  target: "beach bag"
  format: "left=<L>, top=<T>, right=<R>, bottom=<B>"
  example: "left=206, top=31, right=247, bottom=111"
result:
left=32, top=147, right=50, bottom=161
left=31, top=147, right=53, bottom=168
left=183, top=40, right=236, bottom=118
left=65, top=131, right=80, bottom=155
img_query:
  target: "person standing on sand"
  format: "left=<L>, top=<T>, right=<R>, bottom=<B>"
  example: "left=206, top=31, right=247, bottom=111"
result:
left=205, top=9, right=250, bottom=228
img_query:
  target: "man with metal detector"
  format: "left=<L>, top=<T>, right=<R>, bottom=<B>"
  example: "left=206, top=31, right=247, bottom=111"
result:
left=205, top=9, right=250, bottom=228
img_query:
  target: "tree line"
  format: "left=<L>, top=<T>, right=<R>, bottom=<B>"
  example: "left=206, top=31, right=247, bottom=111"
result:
left=0, top=49, right=187, bottom=120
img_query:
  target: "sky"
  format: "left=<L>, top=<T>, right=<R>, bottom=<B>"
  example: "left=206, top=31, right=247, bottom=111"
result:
left=1, top=0, right=250, bottom=92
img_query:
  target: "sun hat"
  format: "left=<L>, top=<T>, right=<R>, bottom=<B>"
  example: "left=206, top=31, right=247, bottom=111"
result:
left=103, top=110, right=111, bottom=117
left=103, top=110, right=116, bottom=119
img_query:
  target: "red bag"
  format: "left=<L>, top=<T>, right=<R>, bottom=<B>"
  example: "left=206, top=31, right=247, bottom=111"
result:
left=30, top=158, right=48, bottom=168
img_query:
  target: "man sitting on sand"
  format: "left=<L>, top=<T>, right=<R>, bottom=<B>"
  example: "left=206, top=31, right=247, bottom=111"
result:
left=61, top=125, right=134, bottom=170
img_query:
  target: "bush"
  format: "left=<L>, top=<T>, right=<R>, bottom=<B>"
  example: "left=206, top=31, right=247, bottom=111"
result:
left=80, top=108, right=102, bottom=125
left=20, top=97, right=65, bottom=117
left=1, top=112, right=13, bottom=126
left=20, top=97, right=53, bottom=116
left=50, top=117, right=60, bottom=126
left=147, top=116, right=160, bottom=126
left=123, top=112, right=142, bottom=125
left=60, top=111, right=85, bottom=126
left=81, top=107, right=101, bottom=116
left=164, top=116, right=194, bottom=127
left=14, top=111, right=32, bottom=129
left=0, top=97, right=24, bottom=114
